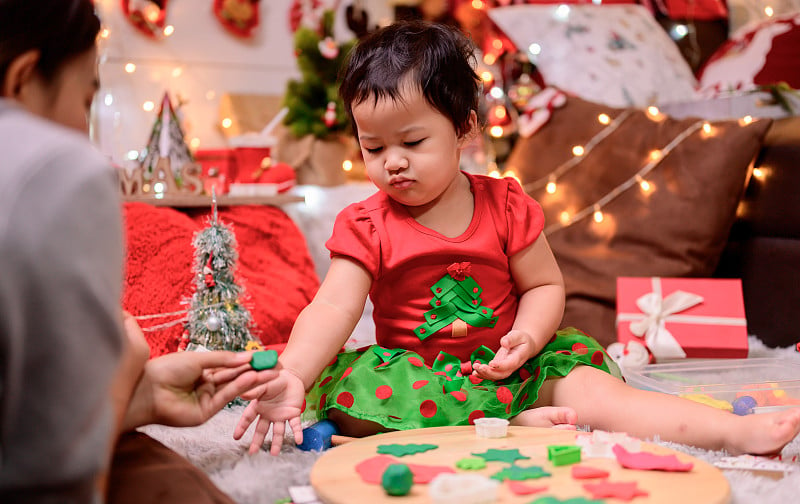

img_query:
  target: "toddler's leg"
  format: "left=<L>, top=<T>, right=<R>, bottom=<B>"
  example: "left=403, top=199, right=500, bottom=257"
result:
left=327, top=408, right=394, bottom=438
left=511, top=406, right=578, bottom=430
left=541, top=365, right=800, bottom=455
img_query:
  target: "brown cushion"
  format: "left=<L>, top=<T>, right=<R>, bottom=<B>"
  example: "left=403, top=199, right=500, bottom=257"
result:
left=505, top=95, right=772, bottom=346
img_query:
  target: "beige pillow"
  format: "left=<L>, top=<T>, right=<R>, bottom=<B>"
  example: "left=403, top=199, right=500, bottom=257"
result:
left=506, top=96, right=772, bottom=346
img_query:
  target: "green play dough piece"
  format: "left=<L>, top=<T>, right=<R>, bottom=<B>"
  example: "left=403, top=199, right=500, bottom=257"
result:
left=472, top=448, right=530, bottom=464
left=455, top=457, right=487, bottom=470
left=381, top=463, right=413, bottom=496
left=250, top=350, right=278, bottom=370
left=491, top=464, right=551, bottom=481
left=377, top=443, right=438, bottom=457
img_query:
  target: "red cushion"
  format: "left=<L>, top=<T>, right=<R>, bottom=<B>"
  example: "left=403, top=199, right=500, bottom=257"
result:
left=122, top=203, right=319, bottom=358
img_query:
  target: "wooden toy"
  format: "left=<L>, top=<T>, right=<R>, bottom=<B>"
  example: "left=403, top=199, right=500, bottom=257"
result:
left=309, top=426, right=731, bottom=503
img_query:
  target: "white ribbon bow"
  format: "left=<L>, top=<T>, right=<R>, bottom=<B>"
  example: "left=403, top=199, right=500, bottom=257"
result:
left=628, top=287, right=705, bottom=360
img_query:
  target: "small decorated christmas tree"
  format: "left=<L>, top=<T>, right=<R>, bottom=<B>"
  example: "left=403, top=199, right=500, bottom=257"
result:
left=139, top=92, right=193, bottom=186
left=184, top=201, right=259, bottom=352
left=283, top=8, right=355, bottom=139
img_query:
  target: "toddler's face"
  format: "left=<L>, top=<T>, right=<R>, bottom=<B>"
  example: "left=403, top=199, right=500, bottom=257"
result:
left=353, top=85, right=469, bottom=209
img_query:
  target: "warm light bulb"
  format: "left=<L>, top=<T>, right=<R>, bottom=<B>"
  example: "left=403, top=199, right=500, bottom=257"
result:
left=143, top=4, right=161, bottom=23
left=647, top=106, right=660, bottom=117
left=649, top=149, right=662, bottom=161
left=190, top=137, right=201, bottom=150
left=546, top=181, right=557, bottom=194
left=142, top=100, right=155, bottom=112
left=559, top=211, right=570, bottom=224
left=163, top=25, right=175, bottom=36
left=702, top=122, right=711, bottom=134
left=342, top=160, right=353, bottom=172
left=503, top=170, right=520, bottom=183
left=764, top=6, right=774, bottom=16
left=489, top=86, right=504, bottom=99
left=171, top=67, right=182, bottom=77
left=740, top=115, right=753, bottom=126
left=489, top=125, right=504, bottom=138
left=489, top=169, right=501, bottom=178
left=480, top=71, right=494, bottom=83
left=472, top=0, right=485, bottom=9
left=528, top=43, right=542, bottom=56
left=593, top=209, right=604, bottom=223
left=492, top=38, right=503, bottom=50
left=598, top=113, right=610, bottom=125
left=752, top=167, right=766, bottom=180
left=221, top=118, right=233, bottom=129
left=572, top=145, right=585, bottom=157
left=124, top=63, right=136, bottom=73
left=493, top=106, right=507, bottom=120
left=483, top=53, right=497, bottom=65
left=100, top=28, right=111, bottom=39
left=640, top=179, right=651, bottom=192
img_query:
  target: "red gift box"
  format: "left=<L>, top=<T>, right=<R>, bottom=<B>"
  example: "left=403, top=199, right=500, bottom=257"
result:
left=195, top=149, right=237, bottom=194
left=616, top=277, right=748, bottom=361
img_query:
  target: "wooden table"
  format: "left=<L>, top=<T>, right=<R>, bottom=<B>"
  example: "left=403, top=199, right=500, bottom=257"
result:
left=310, top=426, right=730, bottom=504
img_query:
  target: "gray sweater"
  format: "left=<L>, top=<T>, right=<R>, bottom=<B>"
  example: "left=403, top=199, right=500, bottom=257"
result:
left=0, top=100, right=124, bottom=501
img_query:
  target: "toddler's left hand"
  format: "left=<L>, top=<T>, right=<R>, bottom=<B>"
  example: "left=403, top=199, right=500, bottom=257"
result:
left=472, top=330, right=534, bottom=381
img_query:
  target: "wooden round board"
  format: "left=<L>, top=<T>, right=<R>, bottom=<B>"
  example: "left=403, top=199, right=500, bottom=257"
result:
left=310, top=426, right=730, bottom=504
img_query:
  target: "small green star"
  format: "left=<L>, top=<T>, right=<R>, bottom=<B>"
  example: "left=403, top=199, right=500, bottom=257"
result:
left=377, top=443, right=438, bottom=457
left=472, top=448, right=530, bottom=464
left=491, top=464, right=551, bottom=481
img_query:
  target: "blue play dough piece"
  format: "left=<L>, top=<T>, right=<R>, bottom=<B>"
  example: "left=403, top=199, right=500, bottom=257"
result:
left=732, top=395, right=758, bottom=416
left=297, top=420, right=340, bottom=451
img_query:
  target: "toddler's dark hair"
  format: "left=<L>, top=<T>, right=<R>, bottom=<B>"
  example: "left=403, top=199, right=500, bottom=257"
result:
left=339, top=20, right=481, bottom=138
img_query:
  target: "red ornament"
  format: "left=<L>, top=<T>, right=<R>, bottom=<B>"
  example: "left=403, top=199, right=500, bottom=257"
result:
left=323, top=101, right=337, bottom=128
left=122, top=0, right=168, bottom=39
left=203, top=253, right=216, bottom=287
left=213, top=0, right=260, bottom=39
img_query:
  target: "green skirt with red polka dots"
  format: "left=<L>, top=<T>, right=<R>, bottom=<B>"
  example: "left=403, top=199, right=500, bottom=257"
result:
left=301, top=327, right=621, bottom=430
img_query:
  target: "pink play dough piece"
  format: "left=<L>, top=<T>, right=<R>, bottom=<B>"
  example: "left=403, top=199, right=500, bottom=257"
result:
left=507, top=480, right=548, bottom=495
left=583, top=480, right=650, bottom=500
left=355, top=455, right=456, bottom=484
left=612, top=444, right=694, bottom=472
left=571, top=465, right=610, bottom=479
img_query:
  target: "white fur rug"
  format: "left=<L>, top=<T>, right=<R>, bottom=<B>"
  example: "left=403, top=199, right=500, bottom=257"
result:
left=141, top=337, right=800, bottom=504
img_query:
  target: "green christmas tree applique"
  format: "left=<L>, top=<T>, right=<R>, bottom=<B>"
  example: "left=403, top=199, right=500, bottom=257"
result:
left=414, top=262, right=498, bottom=340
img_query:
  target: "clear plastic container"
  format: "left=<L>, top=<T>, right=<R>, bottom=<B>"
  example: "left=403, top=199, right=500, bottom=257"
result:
left=623, top=358, right=800, bottom=414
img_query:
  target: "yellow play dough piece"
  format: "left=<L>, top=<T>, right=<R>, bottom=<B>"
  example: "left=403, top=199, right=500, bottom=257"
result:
left=680, top=393, right=733, bottom=412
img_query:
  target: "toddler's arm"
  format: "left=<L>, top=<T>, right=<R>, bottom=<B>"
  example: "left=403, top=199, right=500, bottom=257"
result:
left=473, top=236, right=565, bottom=380
left=235, top=257, right=372, bottom=454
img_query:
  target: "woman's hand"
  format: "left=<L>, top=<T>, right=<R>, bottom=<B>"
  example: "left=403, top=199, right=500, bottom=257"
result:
left=122, top=350, right=278, bottom=431
left=472, top=330, right=535, bottom=381
left=233, top=368, right=306, bottom=455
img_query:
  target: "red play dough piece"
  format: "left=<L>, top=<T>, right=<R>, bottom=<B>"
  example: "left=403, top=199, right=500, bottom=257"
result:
left=571, top=465, right=610, bottom=479
left=583, top=480, right=649, bottom=500
left=507, top=481, right=548, bottom=495
left=612, top=445, right=694, bottom=472
left=355, top=455, right=456, bottom=484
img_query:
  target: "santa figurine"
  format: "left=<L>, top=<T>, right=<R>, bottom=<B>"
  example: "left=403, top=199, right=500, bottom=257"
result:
left=323, top=101, right=337, bottom=128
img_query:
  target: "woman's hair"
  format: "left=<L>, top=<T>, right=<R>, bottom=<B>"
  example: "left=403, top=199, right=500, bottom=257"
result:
left=339, top=20, right=481, bottom=138
left=0, top=0, right=100, bottom=85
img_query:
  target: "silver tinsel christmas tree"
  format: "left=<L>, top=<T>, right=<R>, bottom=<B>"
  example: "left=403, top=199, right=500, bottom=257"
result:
left=185, top=203, right=256, bottom=352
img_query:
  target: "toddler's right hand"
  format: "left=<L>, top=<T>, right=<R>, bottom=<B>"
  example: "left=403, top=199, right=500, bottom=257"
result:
left=233, top=368, right=306, bottom=455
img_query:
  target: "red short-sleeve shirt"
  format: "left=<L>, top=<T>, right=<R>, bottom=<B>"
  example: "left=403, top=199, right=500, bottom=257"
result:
left=326, top=173, right=544, bottom=363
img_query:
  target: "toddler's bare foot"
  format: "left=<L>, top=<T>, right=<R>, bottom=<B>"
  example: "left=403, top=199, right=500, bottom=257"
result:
left=726, top=407, right=800, bottom=455
left=510, top=406, right=577, bottom=430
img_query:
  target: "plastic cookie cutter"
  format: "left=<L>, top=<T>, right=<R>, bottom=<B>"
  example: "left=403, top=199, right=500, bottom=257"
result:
left=428, top=473, right=499, bottom=504
left=473, top=417, right=509, bottom=438
left=547, top=445, right=582, bottom=466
